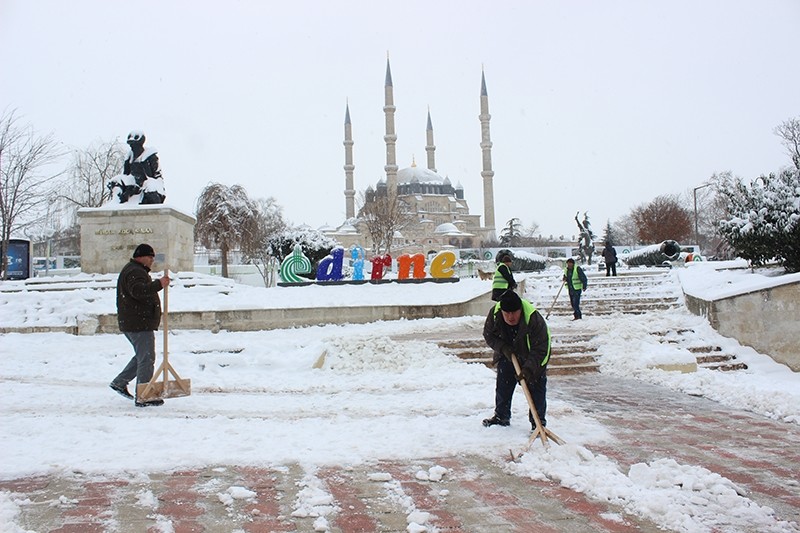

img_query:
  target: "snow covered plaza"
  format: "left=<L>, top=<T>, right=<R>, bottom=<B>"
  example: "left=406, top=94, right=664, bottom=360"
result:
left=1, top=262, right=799, bottom=532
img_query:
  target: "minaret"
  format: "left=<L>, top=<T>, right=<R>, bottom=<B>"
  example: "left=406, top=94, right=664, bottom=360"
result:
left=425, top=108, right=436, bottom=172
left=383, top=56, right=398, bottom=195
left=343, top=102, right=355, bottom=219
left=479, top=68, right=496, bottom=234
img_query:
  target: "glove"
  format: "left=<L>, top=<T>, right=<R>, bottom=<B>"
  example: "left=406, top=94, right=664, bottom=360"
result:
left=521, top=362, right=543, bottom=383
left=501, top=345, right=514, bottom=361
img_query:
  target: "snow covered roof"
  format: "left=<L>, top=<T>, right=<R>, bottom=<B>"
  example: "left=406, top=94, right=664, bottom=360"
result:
left=434, top=222, right=461, bottom=235
left=397, top=164, right=446, bottom=184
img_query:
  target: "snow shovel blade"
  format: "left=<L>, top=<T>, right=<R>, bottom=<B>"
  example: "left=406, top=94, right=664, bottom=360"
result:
left=136, top=378, right=192, bottom=400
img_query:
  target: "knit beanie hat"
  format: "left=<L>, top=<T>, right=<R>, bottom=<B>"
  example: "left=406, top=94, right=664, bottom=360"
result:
left=133, top=243, right=155, bottom=258
left=499, top=291, right=522, bottom=312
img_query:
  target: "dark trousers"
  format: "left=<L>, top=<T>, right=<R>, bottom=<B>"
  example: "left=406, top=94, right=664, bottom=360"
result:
left=493, top=357, right=547, bottom=427
left=113, top=331, right=156, bottom=395
left=605, top=262, right=617, bottom=276
left=568, top=289, right=583, bottom=319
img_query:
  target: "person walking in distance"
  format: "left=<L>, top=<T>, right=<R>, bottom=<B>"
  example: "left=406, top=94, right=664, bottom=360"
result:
left=602, top=242, right=618, bottom=277
left=563, top=258, right=588, bottom=320
left=482, top=291, right=551, bottom=430
left=109, top=243, right=170, bottom=407
left=491, top=254, right=517, bottom=301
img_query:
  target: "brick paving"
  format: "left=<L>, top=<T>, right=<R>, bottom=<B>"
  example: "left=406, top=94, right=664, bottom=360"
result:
left=3, top=374, right=798, bottom=532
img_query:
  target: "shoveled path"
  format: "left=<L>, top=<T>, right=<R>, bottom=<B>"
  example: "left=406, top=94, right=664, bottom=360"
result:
left=2, top=374, right=798, bottom=532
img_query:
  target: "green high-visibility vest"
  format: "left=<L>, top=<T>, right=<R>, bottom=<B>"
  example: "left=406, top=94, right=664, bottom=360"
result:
left=492, top=263, right=511, bottom=290
left=493, top=299, right=551, bottom=367
left=564, top=265, right=583, bottom=291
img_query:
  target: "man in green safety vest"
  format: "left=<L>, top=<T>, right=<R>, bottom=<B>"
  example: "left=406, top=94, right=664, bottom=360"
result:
left=563, top=258, right=588, bottom=320
left=482, top=290, right=551, bottom=430
left=491, top=254, right=517, bottom=301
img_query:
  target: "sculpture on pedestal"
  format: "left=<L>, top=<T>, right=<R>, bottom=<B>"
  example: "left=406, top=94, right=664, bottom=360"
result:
left=575, top=211, right=595, bottom=265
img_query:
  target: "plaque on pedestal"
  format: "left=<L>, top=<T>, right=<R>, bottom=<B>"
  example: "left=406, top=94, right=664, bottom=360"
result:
left=78, top=205, right=195, bottom=274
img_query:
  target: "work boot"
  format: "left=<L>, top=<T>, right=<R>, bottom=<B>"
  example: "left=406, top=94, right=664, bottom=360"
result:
left=482, top=416, right=510, bottom=427
left=109, top=382, right=133, bottom=400
left=135, top=399, right=164, bottom=407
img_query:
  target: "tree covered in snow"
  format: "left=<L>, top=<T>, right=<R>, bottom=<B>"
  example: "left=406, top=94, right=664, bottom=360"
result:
left=715, top=169, right=800, bottom=272
left=266, top=226, right=338, bottom=280
left=195, top=182, right=261, bottom=278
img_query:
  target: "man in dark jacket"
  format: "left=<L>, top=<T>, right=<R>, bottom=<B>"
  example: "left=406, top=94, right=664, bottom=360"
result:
left=482, top=291, right=551, bottom=430
left=109, top=243, right=170, bottom=407
left=563, top=258, right=588, bottom=320
left=602, top=243, right=618, bottom=277
left=491, top=254, right=517, bottom=301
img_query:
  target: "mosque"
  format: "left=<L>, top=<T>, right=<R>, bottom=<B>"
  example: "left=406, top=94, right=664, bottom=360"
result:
left=322, top=58, right=499, bottom=255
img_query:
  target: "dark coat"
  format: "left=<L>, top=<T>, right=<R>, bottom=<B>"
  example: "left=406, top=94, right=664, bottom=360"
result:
left=483, top=301, right=551, bottom=378
left=602, top=246, right=618, bottom=264
left=116, top=259, right=163, bottom=332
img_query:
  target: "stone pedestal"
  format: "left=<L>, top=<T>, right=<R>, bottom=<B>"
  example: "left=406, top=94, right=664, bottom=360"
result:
left=78, top=205, right=195, bottom=274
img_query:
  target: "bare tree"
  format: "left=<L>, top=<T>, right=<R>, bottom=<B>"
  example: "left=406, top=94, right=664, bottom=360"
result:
left=358, top=191, right=415, bottom=254
left=59, top=139, right=126, bottom=209
left=631, top=194, right=693, bottom=244
left=613, top=213, right=640, bottom=246
left=240, top=197, right=287, bottom=287
left=195, top=182, right=261, bottom=278
left=0, top=110, right=64, bottom=278
left=774, top=116, right=800, bottom=170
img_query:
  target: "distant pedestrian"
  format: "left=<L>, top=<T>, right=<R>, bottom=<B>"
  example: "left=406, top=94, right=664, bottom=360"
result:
left=563, top=258, right=588, bottom=320
left=602, top=243, right=618, bottom=277
left=491, top=254, right=517, bottom=301
left=482, top=291, right=551, bottom=430
left=109, top=243, right=170, bottom=407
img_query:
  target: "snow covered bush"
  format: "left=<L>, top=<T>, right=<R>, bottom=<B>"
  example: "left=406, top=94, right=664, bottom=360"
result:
left=716, top=169, right=800, bottom=272
left=267, top=227, right=339, bottom=280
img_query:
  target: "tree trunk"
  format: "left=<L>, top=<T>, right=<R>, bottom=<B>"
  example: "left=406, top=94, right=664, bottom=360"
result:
left=221, top=242, right=229, bottom=278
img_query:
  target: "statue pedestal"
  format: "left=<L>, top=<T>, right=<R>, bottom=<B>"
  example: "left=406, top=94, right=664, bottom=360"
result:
left=78, top=205, right=195, bottom=274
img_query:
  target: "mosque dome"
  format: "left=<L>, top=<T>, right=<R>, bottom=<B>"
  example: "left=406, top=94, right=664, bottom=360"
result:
left=397, top=163, right=445, bottom=185
left=434, top=222, right=461, bottom=235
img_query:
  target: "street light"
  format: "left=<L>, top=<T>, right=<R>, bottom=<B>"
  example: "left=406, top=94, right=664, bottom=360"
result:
left=693, top=183, right=711, bottom=253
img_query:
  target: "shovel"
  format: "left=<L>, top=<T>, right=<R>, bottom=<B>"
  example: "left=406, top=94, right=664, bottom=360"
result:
left=511, top=353, right=564, bottom=449
left=545, top=280, right=565, bottom=319
left=137, top=268, right=191, bottom=401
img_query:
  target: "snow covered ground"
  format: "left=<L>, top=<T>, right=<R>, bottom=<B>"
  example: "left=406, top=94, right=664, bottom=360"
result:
left=1, top=261, right=798, bottom=532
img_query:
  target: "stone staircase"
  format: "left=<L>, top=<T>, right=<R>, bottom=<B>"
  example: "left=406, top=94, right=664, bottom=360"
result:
left=424, top=269, right=747, bottom=375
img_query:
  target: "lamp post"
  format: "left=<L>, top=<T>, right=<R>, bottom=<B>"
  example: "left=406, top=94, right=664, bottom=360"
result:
left=693, top=183, right=711, bottom=253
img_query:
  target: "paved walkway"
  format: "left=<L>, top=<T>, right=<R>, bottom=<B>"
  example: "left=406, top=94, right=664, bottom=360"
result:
left=2, top=375, right=798, bottom=532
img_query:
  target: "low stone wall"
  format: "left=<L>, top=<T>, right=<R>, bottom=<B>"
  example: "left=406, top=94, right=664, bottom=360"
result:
left=684, top=281, right=800, bottom=371
left=95, top=289, right=496, bottom=334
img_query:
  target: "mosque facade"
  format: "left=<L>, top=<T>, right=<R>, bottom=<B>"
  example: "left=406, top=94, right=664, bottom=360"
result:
left=322, top=59, right=498, bottom=256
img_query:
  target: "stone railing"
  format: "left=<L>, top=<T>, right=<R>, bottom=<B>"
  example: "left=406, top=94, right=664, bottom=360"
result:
left=684, top=279, right=800, bottom=371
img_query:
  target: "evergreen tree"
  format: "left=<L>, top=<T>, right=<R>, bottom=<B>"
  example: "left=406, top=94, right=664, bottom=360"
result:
left=499, top=218, right=523, bottom=247
left=716, top=169, right=800, bottom=272
left=602, top=220, right=619, bottom=246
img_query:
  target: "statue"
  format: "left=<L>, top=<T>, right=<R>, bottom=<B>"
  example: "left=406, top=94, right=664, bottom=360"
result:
left=107, top=130, right=166, bottom=205
left=575, top=211, right=596, bottom=265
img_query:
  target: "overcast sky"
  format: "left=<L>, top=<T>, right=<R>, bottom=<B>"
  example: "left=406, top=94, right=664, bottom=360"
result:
left=2, top=0, right=798, bottom=240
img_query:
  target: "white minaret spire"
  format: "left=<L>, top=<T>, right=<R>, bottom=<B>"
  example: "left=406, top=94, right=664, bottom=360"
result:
left=343, top=101, right=355, bottom=219
left=425, top=107, right=436, bottom=173
left=383, top=55, right=398, bottom=195
left=479, top=67, right=496, bottom=234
